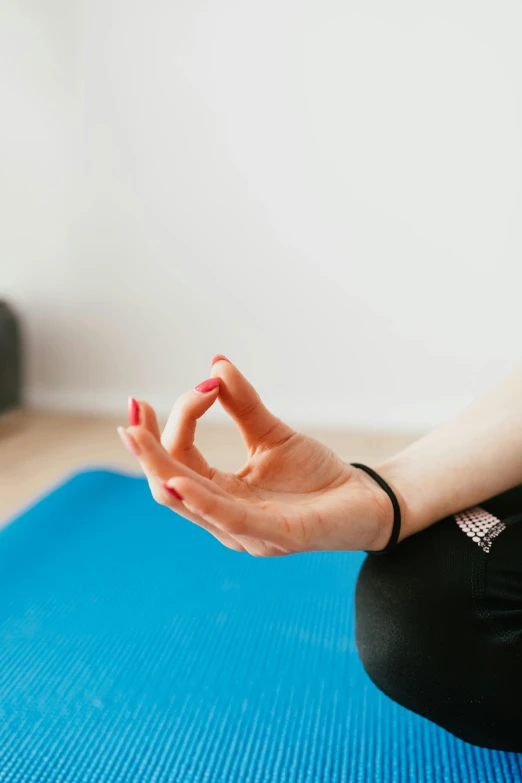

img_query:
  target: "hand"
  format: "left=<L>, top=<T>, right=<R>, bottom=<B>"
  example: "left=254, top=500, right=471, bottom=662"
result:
left=117, top=356, right=394, bottom=556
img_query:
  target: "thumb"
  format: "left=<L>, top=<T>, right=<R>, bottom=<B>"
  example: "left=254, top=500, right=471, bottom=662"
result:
left=210, top=355, right=294, bottom=455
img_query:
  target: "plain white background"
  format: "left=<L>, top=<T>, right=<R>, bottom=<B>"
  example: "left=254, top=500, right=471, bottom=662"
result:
left=1, top=0, right=521, bottom=430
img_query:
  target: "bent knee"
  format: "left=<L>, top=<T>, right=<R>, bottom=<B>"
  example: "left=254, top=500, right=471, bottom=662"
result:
left=354, top=505, right=522, bottom=752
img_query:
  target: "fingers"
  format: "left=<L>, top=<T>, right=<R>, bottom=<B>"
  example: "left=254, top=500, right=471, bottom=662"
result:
left=165, top=475, right=285, bottom=556
left=164, top=474, right=297, bottom=548
left=119, top=425, right=246, bottom=551
left=129, top=391, right=216, bottom=477
left=162, top=479, right=247, bottom=552
left=126, top=426, right=229, bottom=497
left=117, top=420, right=300, bottom=556
left=128, top=397, right=161, bottom=440
left=210, top=355, right=295, bottom=455
left=161, top=377, right=220, bottom=459
left=162, top=483, right=246, bottom=552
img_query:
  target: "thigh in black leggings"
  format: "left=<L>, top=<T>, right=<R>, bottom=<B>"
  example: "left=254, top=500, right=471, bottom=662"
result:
left=355, top=484, right=522, bottom=752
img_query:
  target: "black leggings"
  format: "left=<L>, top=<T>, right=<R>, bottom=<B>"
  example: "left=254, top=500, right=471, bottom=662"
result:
left=355, top=483, right=522, bottom=752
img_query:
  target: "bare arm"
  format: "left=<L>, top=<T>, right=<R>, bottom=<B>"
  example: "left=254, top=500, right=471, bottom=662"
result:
left=376, top=366, right=522, bottom=543
left=119, top=357, right=522, bottom=556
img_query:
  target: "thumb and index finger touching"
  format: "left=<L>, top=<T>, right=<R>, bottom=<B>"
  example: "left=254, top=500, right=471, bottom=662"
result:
left=128, top=354, right=294, bottom=462
left=117, top=355, right=299, bottom=548
left=210, top=355, right=294, bottom=456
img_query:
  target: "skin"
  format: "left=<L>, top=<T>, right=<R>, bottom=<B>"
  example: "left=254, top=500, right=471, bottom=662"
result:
left=376, top=364, right=522, bottom=539
left=118, top=356, right=394, bottom=556
left=118, top=358, right=522, bottom=557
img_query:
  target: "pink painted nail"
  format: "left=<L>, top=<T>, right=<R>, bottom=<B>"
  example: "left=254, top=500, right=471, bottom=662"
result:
left=195, top=377, right=221, bottom=394
left=211, top=354, right=231, bottom=366
left=117, top=426, right=140, bottom=456
left=163, top=482, right=183, bottom=501
left=127, top=396, right=140, bottom=426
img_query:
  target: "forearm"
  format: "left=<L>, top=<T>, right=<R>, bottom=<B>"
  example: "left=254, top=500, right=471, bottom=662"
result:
left=375, top=366, right=522, bottom=541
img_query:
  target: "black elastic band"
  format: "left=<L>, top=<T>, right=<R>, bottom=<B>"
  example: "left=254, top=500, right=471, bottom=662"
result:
left=350, top=463, right=402, bottom=555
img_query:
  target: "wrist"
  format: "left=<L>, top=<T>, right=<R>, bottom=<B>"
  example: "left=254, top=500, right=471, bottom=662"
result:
left=372, top=455, right=424, bottom=543
left=348, top=464, right=404, bottom=551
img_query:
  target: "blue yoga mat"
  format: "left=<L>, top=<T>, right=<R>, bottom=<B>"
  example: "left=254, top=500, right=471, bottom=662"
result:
left=0, top=469, right=521, bottom=782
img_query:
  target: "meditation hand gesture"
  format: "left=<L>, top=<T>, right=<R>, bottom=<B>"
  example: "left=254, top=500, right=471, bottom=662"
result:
left=117, top=356, right=393, bottom=556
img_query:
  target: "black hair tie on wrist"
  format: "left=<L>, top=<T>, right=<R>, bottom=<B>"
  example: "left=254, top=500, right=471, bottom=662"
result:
left=350, top=463, right=402, bottom=555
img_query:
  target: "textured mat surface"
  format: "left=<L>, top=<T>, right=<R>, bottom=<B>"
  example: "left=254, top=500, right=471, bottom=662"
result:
left=0, top=469, right=521, bottom=783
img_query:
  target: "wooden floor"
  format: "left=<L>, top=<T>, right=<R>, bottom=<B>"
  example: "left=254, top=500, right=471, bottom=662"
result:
left=0, top=409, right=419, bottom=525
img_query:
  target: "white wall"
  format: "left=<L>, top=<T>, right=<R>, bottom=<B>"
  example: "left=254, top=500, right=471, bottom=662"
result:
left=2, top=0, right=522, bottom=431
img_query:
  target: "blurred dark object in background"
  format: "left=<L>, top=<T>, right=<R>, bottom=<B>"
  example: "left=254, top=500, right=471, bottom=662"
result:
left=0, top=301, right=22, bottom=414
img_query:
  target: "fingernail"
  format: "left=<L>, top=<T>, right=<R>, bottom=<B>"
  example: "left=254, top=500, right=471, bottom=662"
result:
left=163, top=482, right=183, bottom=501
left=195, top=377, right=221, bottom=394
left=117, top=426, right=141, bottom=456
left=211, top=354, right=231, bottom=366
left=127, top=396, right=140, bottom=426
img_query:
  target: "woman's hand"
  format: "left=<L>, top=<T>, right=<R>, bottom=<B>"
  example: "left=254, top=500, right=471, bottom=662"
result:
left=117, top=355, right=394, bottom=556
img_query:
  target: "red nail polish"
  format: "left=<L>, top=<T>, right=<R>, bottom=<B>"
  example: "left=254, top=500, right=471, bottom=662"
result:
left=128, top=396, right=140, bottom=426
left=163, top=482, right=183, bottom=501
left=195, top=377, right=221, bottom=394
left=211, top=354, right=230, bottom=366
